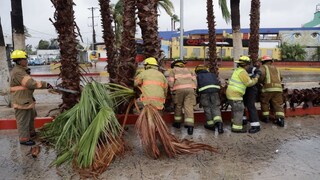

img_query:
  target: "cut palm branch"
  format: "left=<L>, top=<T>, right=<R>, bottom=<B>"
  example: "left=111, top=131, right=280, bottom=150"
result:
left=39, top=81, right=135, bottom=177
left=136, top=105, right=218, bottom=159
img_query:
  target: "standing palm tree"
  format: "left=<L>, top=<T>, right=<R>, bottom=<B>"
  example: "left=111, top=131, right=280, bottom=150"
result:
left=117, top=0, right=137, bottom=88
left=207, top=0, right=230, bottom=75
left=50, top=0, right=81, bottom=110
left=206, top=0, right=218, bottom=75
left=11, top=0, right=25, bottom=50
left=111, top=1, right=124, bottom=47
left=230, top=0, right=243, bottom=65
left=171, top=14, right=179, bottom=31
left=249, top=0, right=260, bottom=63
left=137, top=0, right=161, bottom=59
left=98, top=0, right=118, bottom=84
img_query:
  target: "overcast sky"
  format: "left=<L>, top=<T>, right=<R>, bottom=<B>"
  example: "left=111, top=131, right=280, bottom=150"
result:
left=0, top=0, right=318, bottom=49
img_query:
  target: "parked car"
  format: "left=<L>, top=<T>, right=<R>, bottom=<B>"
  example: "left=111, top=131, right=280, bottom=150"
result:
left=28, top=57, right=46, bottom=66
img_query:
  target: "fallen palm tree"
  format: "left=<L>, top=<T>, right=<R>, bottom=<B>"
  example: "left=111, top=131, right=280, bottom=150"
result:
left=40, top=81, right=134, bottom=178
left=41, top=81, right=218, bottom=177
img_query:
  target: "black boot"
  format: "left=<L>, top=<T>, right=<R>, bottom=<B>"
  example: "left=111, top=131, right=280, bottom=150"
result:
left=172, top=122, right=181, bottom=129
left=261, top=117, right=269, bottom=123
left=20, top=140, right=35, bottom=146
left=204, top=124, right=215, bottom=131
left=275, top=118, right=285, bottom=127
left=216, top=122, right=224, bottom=134
left=242, top=118, right=248, bottom=126
left=187, top=126, right=193, bottom=135
left=248, top=126, right=260, bottom=133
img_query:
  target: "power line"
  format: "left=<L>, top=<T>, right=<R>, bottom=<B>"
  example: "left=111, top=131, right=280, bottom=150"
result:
left=27, top=28, right=56, bottom=37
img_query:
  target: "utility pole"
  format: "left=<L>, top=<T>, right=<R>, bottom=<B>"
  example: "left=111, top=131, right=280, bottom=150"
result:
left=179, top=0, right=184, bottom=60
left=88, top=7, right=98, bottom=50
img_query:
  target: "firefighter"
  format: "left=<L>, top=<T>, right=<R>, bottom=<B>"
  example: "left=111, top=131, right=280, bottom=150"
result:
left=226, top=56, right=261, bottom=133
left=258, top=55, right=285, bottom=127
left=134, top=57, right=168, bottom=110
left=10, top=50, right=53, bottom=146
left=195, top=64, right=224, bottom=134
left=168, top=59, right=197, bottom=135
left=243, top=60, right=261, bottom=133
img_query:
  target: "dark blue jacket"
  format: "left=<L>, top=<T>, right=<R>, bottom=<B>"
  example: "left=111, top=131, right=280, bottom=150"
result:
left=196, top=70, right=220, bottom=94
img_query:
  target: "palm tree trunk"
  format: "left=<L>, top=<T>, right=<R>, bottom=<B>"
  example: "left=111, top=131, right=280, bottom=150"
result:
left=206, top=0, right=218, bottom=76
left=117, top=0, right=137, bottom=88
left=137, top=0, right=161, bottom=59
left=11, top=0, right=25, bottom=50
left=98, top=0, right=118, bottom=84
left=230, top=0, right=242, bottom=67
left=50, top=0, right=81, bottom=110
left=249, top=0, right=260, bottom=63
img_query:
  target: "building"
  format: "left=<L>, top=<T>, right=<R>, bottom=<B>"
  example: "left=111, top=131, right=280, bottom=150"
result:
left=159, top=26, right=320, bottom=61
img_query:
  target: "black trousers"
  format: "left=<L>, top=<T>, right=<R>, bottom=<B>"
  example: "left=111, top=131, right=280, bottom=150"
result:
left=243, top=86, right=259, bottom=124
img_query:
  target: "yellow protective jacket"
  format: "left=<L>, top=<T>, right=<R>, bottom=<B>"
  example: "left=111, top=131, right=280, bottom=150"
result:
left=259, top=64, right=282, bottom=92
left=167, top=67, right=197, bottom=91
left=134, top=66, right=168, bottom=110
left=226, top=67, right=259, bottom=101
left=10, top=65, right=48, bottom=109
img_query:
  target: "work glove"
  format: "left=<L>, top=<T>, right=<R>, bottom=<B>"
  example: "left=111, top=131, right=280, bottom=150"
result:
left=254, top=69, right=262, bottom=77
left=47, top=83, right=54, bottom=89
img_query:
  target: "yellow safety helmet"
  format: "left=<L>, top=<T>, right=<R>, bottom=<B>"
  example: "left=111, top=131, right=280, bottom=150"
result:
left=171, top=59, right=186, bottom=68
left=261, top=55, right=273, bottom=62
left=144, top=57, right=158, bottom=66
left=11, top=50, right=28, bottom=60
left=195, top=64, right=208, bottom=73
left=235, top=55, right=250, bottom=64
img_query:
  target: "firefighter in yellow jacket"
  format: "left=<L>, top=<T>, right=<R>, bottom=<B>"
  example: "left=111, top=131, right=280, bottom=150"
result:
left=10, top=50, right=53, bottom=146
left=168, top=59, right=197, bottom=135
left=226, top=56, right=261, bottom=133
left=134, top=57, right=168, bottom=110
left=258, top=55, right=285, bottom=127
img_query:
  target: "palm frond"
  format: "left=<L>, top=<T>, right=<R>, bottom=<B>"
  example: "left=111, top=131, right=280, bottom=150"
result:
left=136, top=105, right=218, bottom=159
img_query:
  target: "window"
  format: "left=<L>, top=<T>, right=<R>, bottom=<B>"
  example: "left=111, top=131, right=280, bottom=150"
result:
left=243, top=49, right=248, bottom=56
left=267, top=49, right=273, bottom=57
left=183, top=48, right=188, bottom=57
left=192, top=48, right=201, bottom=57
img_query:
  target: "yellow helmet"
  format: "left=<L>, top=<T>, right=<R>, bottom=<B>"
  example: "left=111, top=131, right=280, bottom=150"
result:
left=144, top=57, right=158, bottom=66
left=171, top=59, right=186, bottom=68
left=11, top=50, right=28, bottom=60
left=195, top=64, right=208, bottom=73
left=235, top=55, right=250, bottom=64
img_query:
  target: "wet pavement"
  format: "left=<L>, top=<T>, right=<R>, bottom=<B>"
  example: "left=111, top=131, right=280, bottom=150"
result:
left=1, top=115, right=320, bottom=179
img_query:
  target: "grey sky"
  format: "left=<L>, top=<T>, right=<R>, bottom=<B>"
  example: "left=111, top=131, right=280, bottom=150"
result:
left=0, top=0, right=318, bottom=48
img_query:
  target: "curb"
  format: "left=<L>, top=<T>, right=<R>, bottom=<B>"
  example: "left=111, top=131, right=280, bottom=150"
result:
left=1, top=107, right=320, bottom=130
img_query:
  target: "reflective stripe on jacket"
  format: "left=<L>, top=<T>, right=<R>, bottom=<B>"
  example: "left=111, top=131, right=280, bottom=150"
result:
left=168, top=67, right=197, bottom=91
left=261, top=65, right=282, bottom=92
left=226, top=67, right=258, bottom=101
left=196, top=70, right=220, bottom=94
left=134, top=67, right=168, bottom=110
left=10, top=65, right=47, bottom=109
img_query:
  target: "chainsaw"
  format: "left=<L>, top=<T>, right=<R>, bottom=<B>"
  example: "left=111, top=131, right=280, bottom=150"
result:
left=49, top=86, right=79, bottom=94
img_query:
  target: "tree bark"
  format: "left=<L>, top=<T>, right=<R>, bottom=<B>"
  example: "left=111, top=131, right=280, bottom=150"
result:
left=51, top=0, right=81, bottom=110
left=206, top=0, right=218, bottom=76
left=249, top=0, right=260, bottom=63
left=99, top=0, right=118, bottom=84
left=137, top=0, right=161, bottom=59
left=0, top=19, right=11, bottom=103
